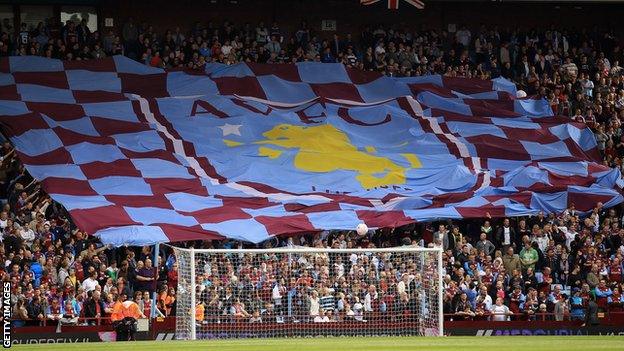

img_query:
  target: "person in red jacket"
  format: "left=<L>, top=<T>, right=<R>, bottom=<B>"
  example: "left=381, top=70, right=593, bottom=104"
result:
left=167, top=262, right=179, bottom=289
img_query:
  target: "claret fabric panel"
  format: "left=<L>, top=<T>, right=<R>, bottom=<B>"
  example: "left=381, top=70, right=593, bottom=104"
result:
left=0, top=56, right=621, bottom=245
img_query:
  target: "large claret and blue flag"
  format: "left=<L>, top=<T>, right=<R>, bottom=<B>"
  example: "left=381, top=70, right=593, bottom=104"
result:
left=0, top=56, right=621, bottom=245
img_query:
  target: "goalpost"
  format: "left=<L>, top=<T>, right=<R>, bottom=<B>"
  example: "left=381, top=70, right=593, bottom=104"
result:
left=172, top=246, right=444, bottom=339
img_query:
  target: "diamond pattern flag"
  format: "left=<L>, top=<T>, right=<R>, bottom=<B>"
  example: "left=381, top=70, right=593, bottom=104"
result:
left=0, top=56, right=621, bottom=245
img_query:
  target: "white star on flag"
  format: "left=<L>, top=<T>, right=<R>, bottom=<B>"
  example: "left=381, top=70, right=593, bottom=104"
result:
left=219, top=123, right=242, bottom=136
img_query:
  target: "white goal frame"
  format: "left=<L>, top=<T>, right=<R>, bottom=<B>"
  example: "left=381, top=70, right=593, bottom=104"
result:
left=173, top=246, right=444, bottom=339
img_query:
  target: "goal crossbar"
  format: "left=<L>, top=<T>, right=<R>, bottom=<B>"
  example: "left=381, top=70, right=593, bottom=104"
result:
left=171, top=246, right=442, bottom=254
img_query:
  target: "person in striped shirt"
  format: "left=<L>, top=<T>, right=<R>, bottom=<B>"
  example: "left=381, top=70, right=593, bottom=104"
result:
left=319, top=286, right=335, bottom=313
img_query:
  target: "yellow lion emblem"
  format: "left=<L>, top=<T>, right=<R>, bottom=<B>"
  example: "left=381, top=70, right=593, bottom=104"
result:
left=234, top=124, right=422, bottom=189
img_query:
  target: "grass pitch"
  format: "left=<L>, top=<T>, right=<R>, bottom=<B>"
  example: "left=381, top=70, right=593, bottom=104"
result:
left=11, top=336, right=624, bottom=351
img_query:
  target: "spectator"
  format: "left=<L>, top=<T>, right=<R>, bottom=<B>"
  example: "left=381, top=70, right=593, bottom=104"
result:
left=195, top=300, right=205, bottom=325
left=27, top=294, right=46, bottom=326
left=594, top=280, right=613, bottom=310
left=364, top=284, right=378, bottom=314
left=158, top=286, right=175, bottom=316
left=519, top=239, right=539, bottom=271
left=554, top=294, right=569, bottom=321
left=12, top=298, right=29, bottom=327
left=476, top=233, right=495, bottom=257
left=608, top=287, right=623, bottom=310
left=249, top=310, right=262, bottom=323
left=496, top=218, right=516, bottom=248
left=309, top=290, right=320, bottom=318
left=135, top=259, right=155, bottom=294
left=502, top=247, right=522, bottom=273
left=45, top=298, right=62, bottom=325
left=586, top=264, right=601, bottom=289
left=122, top=17, right=138, bottom=59
left=82, top=271, right=99, bottom=293
left=490, top=297, right=512, bottom=321
left=582, top=295, right=600, bottom=327
left=314, top=309, right=329, bottom=323
left=435, top=224, right=450, bottom=251
left=84, top=290, right=105, bottom=325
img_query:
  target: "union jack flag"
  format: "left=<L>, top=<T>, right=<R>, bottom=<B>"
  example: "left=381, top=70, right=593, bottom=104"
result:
left=360, top=0, right=425, bottom=9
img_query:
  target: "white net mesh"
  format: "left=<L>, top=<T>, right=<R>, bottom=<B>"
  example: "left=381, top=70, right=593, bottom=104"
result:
left=173, top=247, right=443, bottom=339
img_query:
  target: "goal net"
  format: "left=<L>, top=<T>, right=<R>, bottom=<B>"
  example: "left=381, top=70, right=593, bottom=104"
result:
left=173, top=246, right=443, bottom=339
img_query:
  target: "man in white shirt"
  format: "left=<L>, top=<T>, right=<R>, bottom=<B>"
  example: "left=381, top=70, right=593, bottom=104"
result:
left=221, top=41, right=233, bottom=56
left=374, top=42, right=385, bottom=56
left=272, top=279, right=285, bottom=322
left=532, top=228, right=550, bottom=253
left=272, top=281, right=283, bottom=304
left=313, top=309, right=330, bottom=323
left=0, top=211, right=8, bottom=231
left=308, top=290, right=320, bottom=318
left=397, top=274, right=410, bottom=295
left=349, top=253, right=358, bottom=266
left=561, top=225, right=577, bottom=250
left=352, top=298, right=365, bottom=322
left=81, top=271, right=99, bottom=293
left=17, top=224, right=35, bottom=246
left=434, top=224, right=450, bottom=250
left=477, top=287, right=492, bottom=311
left=490, top=297, right=512, bottom=321
left=364, top=284, right=378, bottom=313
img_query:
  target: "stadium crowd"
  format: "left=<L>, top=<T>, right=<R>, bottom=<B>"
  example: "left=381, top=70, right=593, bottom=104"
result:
left=0, top=17, right=624, bottom=329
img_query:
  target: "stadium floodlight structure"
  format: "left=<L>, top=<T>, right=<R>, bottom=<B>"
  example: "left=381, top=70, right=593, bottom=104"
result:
left=173, top=246, right=443, bottom=339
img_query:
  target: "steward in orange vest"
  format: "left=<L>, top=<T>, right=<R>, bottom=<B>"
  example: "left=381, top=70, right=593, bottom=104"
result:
left=122, top=300, right=146, bottom=319
left=111, top=294, right=125, bottom=323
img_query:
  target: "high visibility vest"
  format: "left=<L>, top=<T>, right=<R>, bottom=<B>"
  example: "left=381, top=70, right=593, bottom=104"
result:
left=195, top=304, right=204, bottom=321
left=122, top=300, right=143, bottom=319
left=111, top=301, right=124, bottom=322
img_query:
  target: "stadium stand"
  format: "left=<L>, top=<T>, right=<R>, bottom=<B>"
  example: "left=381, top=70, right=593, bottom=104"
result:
left=0, top=6, right=623, bottom=335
